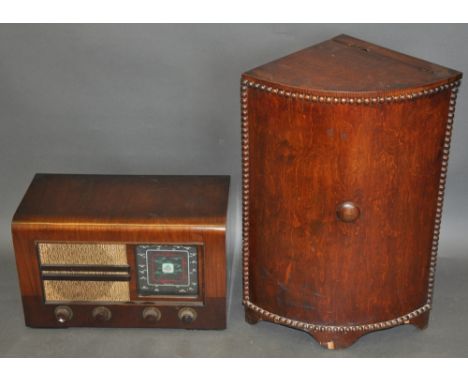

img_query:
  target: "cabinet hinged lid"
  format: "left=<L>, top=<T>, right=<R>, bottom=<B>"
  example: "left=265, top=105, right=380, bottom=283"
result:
left=243, top=34, right=462, bottom=96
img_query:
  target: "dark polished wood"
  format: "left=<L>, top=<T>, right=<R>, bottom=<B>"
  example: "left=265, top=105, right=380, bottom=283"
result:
left=14, top=174, right=229, bottom=225
left=12, top=174, right=229, bottom=329
left=245, top=309, right=260, bottom=325
left=245, top=34, right=461, bottom=94
left=242, top=35, right=462, bottom=349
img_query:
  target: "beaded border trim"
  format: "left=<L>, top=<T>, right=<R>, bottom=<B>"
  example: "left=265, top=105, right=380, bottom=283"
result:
left=241, top=78, right=461, bottom=332
left=241, top=78, right=461, bottom=105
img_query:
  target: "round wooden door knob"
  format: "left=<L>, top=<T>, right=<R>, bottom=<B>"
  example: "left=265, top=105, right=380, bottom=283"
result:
left=54, top=305, right=73, bottom=323
left=92, top=306, right=112, bottom=322
left=142, top=307, right=161, bottom=322
left=336, top=201, right=360, bottom=222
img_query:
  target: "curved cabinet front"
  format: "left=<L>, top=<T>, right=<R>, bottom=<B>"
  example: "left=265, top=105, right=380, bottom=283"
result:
left=241, top=78, right=460, bottom=349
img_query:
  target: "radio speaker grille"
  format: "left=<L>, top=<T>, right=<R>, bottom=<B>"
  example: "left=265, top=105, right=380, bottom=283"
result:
left=38, top=243, right=128, bottom=265
left=38, top=243, right=130, bottom=303
left=43, top=280, right=130, bottom=302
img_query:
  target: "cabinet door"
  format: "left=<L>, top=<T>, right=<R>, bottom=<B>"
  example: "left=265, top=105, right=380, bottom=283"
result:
left=246, top=88, right=450, bottom=326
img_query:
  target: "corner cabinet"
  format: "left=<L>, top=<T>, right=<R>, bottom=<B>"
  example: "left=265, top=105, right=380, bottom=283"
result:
left=241, top=35, right=462, bottom=349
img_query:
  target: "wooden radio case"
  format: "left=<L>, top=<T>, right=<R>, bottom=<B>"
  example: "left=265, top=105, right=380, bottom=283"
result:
left=241, top=35, right=462, bottom=348
left=12, top=174, right=229, bottom=329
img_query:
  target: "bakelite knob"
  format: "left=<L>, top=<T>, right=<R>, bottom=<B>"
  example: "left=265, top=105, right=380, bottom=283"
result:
left=142, top=307, right=161, bottom=323
left=54, top=305, right=73, bottom=323
left=336, top=201, right=360, bottom=223
left=178, top=307, right=197, bottom=323
left=92, top=306, right=112, bottom=322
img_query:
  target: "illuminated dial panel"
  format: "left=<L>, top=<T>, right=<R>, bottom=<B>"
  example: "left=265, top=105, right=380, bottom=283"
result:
left=136, top=245, right=199, bottom=296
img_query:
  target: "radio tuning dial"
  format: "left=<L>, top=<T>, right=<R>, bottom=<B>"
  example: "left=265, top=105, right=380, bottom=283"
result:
left=142, top=307, right=161, bottom=322
left=54, top=305, right=73, bottom=323
left=92, top=306, right=112, bottom=322
left=178, top=307, right=197, bottom=323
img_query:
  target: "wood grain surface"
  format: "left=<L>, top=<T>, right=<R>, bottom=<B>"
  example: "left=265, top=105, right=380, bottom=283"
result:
left=242, top=35, right=462, bottom=349
left=12, top=174, right=229, bottom=329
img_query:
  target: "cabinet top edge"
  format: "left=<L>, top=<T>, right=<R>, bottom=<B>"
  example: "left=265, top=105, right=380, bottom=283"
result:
left=12, top=174, right=230, bottom=227
left=243, top=34, right=462, bottom=95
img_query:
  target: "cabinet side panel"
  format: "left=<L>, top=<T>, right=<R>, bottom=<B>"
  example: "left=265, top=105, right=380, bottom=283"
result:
left=247, top=88, right=450, bottom=326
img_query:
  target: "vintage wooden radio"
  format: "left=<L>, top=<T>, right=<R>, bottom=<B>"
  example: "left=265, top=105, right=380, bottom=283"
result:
left=241, top=35, right=462, bottom=348
left=12, top=174, right=229, bottom=329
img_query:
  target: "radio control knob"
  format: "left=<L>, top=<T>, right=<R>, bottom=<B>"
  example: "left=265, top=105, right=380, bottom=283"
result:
left=178, top=307, right=197, bottom=323
left=54, top=305, right=73, bottom=323
left=142, top=307, right=161, bottom=322
left=92, top=306, right=112, bottom=322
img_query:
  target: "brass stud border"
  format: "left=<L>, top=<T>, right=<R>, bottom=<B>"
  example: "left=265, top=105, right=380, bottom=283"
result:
left=241, top=78, right=461, bottom=105
left=243, top=300, right=431, bottom=333
left=427, top=86, right=459, bottom=305
left=241, top=81, right=250, bottom=302
left=241, top=78, right=461, bottom=332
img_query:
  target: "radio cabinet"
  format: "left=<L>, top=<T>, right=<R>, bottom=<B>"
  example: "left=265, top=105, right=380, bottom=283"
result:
left=12, top=174, right=229, bottom=329
left=241, top=35, right=463, bottom=349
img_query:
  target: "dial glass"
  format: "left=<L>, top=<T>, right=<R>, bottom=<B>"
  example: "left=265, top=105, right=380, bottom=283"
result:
left=135, top=244, right=198, bottom=296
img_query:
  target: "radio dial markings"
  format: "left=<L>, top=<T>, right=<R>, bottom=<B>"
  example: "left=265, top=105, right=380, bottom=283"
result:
left=135, top=244, right=199, bottom=297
